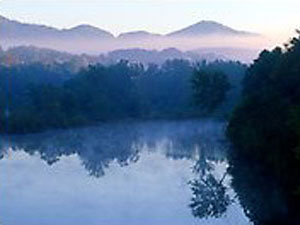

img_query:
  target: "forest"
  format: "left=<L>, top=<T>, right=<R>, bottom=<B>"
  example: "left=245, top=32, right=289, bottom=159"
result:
left=0, top=59, right=245, bottom=133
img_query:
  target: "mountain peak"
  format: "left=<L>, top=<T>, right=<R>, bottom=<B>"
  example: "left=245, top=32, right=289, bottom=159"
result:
left=196, top=20, right=224, bottom=25
left=167, top=20, right=253, bottom=37
left=68, top=24, right=100, bottom=31
left=63, top=24, right=114, bottom=39
left=118, top=30, right=161, bottom=39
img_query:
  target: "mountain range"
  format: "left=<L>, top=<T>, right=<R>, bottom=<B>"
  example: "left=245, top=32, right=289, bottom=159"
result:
left=0, top=15, right=263, bottom=62
left=0, top=15, right=257, bottom=40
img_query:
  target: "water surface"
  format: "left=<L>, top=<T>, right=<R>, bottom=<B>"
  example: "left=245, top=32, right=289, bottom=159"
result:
left=0, top=120, right=251, bottom=225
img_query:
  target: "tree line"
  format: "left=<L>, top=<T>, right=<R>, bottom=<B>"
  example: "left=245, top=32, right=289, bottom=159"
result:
left=0, top=59, right=245, bottom=133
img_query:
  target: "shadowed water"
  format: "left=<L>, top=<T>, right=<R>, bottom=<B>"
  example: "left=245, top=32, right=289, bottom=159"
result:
left=0, top=120, right=252, bottom=225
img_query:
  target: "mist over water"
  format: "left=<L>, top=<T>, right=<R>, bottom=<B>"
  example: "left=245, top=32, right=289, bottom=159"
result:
left=0, top=1, right=299, bottom=224
left=0, top=120, right=252, bottom=225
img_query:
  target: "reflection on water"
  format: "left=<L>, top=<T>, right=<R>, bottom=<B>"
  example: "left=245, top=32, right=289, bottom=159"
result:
left=0, top=120, right=251, bottom=225
left=228, top=152, right=291, bottom=225
left=189, top=160, right=232, bottom=219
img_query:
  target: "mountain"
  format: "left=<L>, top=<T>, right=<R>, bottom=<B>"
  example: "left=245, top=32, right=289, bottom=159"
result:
left=0, top=16, right=114, bottom=41
left=118, top=31, right=161, bottom=39
left=61, top=25, right=114, bottom=39
left=167, top=20, right=257, bottom=37
left=0, top=15, right=60, bottom=40
left=0, top=15, right=263, bottom=61
left=0, top=15, right=259, bottom=41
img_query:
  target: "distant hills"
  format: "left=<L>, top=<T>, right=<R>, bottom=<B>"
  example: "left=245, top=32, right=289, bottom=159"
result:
left=0, top=15, right=257, bottom=40
left=0, top=15, right=263, bottom=62
left=60, top=25, right=114, bottom=40
left=167, top=20, right=257, bottom=37
left=118, top=31, right=162, bottom=40
left=0, top=45, right=232, bottom=71
left=0, top=15, right=113, bottom=40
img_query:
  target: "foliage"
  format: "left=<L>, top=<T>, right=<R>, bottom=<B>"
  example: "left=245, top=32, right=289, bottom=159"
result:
left=227, top=31, right=300, bottom=223
left=189, top=173, right=231, bottom=219
left=192, top=68, right=231, bottom=114
left=0, top=59, right=245, bottom=133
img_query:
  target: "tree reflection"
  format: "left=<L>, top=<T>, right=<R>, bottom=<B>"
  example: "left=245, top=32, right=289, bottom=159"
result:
left=0, top=123, right=141, bottom=177
left=189, top=173, right=231, bottom=218
left=1, top=121, right=298, bottom=223
left=188, top=139, right=300, bottom=224
left=0, top=120, right=249, bottom=221
left=0, top=120, right=226, bottom=178
left=189, top=152, right=232, bottom=219
left=188, top=129, right=233, bottom=220
left=227, top=151, right=293, bottom=225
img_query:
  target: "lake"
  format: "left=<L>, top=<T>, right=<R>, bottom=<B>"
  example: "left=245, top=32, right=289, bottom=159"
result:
left=0, top=120, right=252, bottom=225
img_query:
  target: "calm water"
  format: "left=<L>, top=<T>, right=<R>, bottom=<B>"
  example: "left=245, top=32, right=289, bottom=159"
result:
left=0, top=120, right=252, bottom=225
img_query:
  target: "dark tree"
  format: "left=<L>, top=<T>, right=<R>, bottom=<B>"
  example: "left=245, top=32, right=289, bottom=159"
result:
left=192, top=69, right=231, bottom=114
left=227, top=31, right=300, bottom=224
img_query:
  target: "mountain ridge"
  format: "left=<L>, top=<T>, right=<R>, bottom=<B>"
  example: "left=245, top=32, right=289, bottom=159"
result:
left=118, top=31, right=162, bottom=39
left=0, top=16, right=114, bottom=40
left=0, top=15, right=263, bottom=61
left=167, top=20, right=258, bottom=37
left=0, top=15, right=259, bottom=39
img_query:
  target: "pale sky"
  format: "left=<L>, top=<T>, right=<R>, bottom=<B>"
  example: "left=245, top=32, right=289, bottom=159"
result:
left=1, top=0, right=299, bottom=42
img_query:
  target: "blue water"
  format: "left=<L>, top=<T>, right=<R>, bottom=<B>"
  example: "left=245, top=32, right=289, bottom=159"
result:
left=0, top=120, right=251, bottom=225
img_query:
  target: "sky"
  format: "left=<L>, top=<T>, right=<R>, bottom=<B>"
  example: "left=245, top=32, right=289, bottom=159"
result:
left=1, top=0, right=299, bottom=43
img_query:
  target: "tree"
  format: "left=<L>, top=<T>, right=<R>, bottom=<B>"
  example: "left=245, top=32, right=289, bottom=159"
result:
left=227, top=31, right=300, bottom=223
left=192, top=69, right=231, bottom=114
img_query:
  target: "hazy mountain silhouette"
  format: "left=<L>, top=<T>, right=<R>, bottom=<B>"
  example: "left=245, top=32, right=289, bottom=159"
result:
left=1, top=15, right=60, bottom=40
left=0, top=15, right=263, bottom=61
left=61, top=25, right=114, bottom=39
left=167, top=20, right=258, bottom=37
left=0, top=16, right=114, bottom=40
left=0, top=15, right=259, bottom=41
left=118, top=31, right=161, bottom=39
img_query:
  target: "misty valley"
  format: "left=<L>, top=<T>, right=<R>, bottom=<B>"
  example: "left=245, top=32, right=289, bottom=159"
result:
left=0, top=5, right=300, bottom=225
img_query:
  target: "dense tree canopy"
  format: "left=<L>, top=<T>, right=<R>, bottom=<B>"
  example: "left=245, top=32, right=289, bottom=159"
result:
left=192, top=68, right=230, bottom=114
left=0, top=59, right=245, bottom=133
left=227, top=31, right=300, bottom=224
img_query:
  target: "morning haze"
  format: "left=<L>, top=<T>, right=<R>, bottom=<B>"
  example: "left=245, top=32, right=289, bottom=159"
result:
left=0, top=1, right=300, bottom=225
left=0, top=15, right=265, bottom=61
